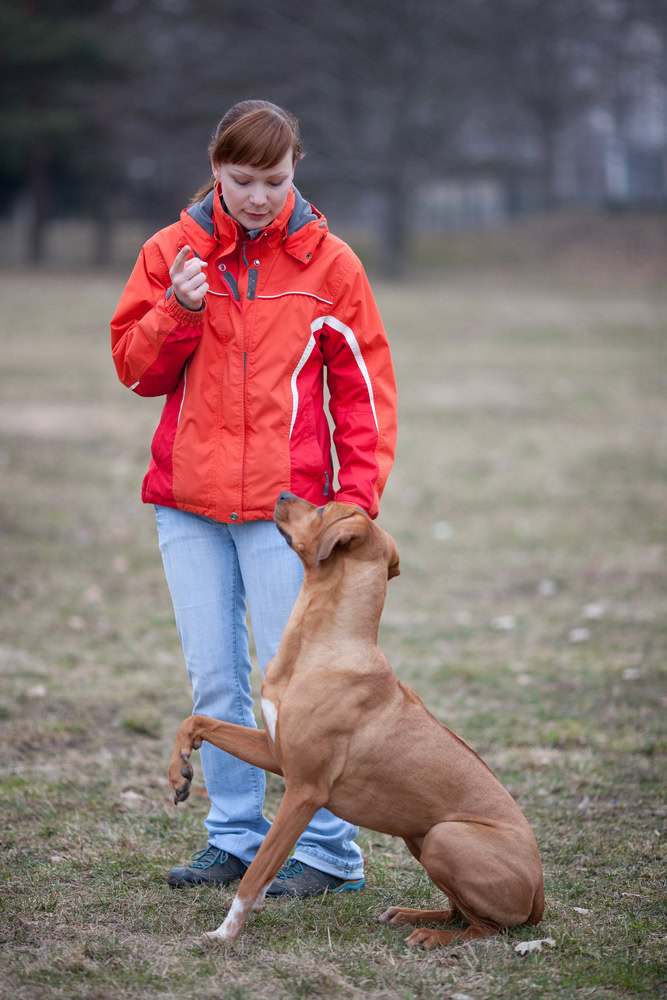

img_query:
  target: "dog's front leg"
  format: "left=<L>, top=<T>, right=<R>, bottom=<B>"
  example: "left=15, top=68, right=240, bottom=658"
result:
left=205, top=784, right=323, bottom=944
left=168, top=714, right=283, bottom=804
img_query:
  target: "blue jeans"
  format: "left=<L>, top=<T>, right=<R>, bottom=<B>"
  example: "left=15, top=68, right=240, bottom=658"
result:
left=155, top=505, right=364, bottom=878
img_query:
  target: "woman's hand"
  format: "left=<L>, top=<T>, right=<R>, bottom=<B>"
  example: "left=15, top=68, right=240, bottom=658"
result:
left=169, top=245, right=209, bottom=311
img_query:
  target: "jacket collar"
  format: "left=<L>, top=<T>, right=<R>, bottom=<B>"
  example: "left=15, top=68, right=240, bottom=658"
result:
left=181, top=184, right=327, bottom=265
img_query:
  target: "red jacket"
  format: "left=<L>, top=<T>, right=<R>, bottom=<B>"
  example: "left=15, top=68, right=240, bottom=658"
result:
left=111, top=185, right=397, bottom=522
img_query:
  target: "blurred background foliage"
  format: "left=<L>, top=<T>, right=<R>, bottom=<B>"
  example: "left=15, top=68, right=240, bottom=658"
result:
left=0, top=0, right=666, bottom=276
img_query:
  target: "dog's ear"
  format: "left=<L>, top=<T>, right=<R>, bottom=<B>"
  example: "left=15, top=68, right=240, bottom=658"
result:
left=387, top=536, right=401, bottom=580
left=316, top=514, right=369, bottom=567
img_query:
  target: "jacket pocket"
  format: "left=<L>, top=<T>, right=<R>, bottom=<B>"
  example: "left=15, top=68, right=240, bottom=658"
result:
left=290, top=395, right=326, bottom=478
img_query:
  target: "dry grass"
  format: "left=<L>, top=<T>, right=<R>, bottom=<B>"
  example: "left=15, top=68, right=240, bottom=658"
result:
left=1, top=223, right=665, bottom=998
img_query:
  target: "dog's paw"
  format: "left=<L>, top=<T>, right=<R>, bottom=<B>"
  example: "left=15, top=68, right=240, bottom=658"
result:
left=377, top=906, right=411, bottom=926
left=201, top=930, right=223, bottom=947
left=405, top=928, right=451, bottom=950
left=173, top=781, right=191, bottom=805
left=169, top=751, right=193, bottom=804
left=202, top=927, right=237, bottom=946
left=405, top=928, right=434, bottom=949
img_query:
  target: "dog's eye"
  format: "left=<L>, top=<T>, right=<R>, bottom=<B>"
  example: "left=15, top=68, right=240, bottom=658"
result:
left=317, top=506, right=325, bottom=516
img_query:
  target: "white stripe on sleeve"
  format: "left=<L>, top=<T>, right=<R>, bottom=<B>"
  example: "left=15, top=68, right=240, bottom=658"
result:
left=310, top=314, right=378, bottom=431
left=289, top=335, right=317, bottom=439
left=177, top=362, right=188, bottom=425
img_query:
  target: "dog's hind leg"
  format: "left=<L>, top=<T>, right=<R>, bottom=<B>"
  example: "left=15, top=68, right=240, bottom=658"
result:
left=402, top=871, right=498, bottom=948
left=377, top=835, right=458, bottom=928
left=402, top=878, right=499, bottom=947
left=402, top=836, right=424, bottom=861
left=404, top=920, right=499, bottom=950
left=378, top=905, right=458, bottom=927
left=399, top=820, right=539, bottom=948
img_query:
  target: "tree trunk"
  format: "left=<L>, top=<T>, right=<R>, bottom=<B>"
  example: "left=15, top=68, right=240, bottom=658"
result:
left=540, top=112, right=561, bottom=209
left=93, top=206, right=113, bottom=268
left=376, top=175, right=410, bottom=280
left=27, top=142, right=49, bottom=264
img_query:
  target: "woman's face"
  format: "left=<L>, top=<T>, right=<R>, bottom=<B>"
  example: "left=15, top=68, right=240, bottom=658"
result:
left=213, top=150, right=295, bottom=229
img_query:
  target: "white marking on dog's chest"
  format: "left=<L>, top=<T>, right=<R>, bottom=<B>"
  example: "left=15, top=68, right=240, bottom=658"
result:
left=261, top=698, right=278, bottom=741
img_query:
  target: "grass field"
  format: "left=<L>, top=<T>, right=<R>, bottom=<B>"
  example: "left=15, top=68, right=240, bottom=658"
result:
left=1, top=219, right=665, bottom=998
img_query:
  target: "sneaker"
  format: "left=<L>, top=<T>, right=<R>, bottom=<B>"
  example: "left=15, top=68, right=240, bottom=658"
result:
left=167, top=845, right=247, bottom=888
left=265, top=858, right=365, bottom=899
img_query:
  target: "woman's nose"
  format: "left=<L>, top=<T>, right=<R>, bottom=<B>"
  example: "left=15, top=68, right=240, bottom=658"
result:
left=249, top=186, right=267, bottom=205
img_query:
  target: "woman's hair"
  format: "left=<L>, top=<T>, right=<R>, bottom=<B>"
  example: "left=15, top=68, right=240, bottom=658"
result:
left=190, top=100, right=304, bottom=205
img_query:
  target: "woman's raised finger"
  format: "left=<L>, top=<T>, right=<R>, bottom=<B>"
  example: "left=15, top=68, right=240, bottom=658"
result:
left=169, top=245, right=192, bottom=277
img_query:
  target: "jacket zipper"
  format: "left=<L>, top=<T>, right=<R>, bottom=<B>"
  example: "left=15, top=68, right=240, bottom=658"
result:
left=239, top=238, right=252, bottom=519
left=238, top=236, right=261, bottom=517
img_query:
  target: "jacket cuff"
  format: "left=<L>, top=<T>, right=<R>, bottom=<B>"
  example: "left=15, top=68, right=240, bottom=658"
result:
left=333, top=496, right=370, bottom=516
left=165, top=290, right=206, bottom=326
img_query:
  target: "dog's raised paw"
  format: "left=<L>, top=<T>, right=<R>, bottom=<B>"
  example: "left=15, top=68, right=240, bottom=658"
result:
left=173, top=781, right=191, bottom=804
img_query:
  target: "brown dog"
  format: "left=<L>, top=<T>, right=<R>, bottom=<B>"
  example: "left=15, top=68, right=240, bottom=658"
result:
left=168, top=494, right=544, bottom=948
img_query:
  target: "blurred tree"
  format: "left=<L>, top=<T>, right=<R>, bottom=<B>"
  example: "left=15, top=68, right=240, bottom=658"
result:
left=0, top=0, right=664, bottom=272
left=470, top=0, right=667, bottom=211
left=0, top=0, right=121, bottom=262
left=227, top=0, right=488, bottom=276
left=483, top=0, right=614, bottom=208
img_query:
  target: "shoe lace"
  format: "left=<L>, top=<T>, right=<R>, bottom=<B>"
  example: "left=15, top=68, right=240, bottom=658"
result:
left=275, top=858, right=304, bottom=881
left=190, top=846, right=229, bottom=870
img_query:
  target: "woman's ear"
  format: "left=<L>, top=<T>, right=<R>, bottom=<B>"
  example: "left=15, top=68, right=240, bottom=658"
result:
left=316, top=514, right=369, bottom=567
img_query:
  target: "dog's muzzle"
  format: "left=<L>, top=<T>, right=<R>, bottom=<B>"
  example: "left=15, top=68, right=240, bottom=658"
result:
left=275, top=522, right=293, bottom=548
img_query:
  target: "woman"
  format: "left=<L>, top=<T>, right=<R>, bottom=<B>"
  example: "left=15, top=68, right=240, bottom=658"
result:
left=111, top=100, right=397, bottom=898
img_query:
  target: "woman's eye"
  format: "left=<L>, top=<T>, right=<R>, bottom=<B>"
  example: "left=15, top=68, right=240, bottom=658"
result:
left=234, top=179, right=249, bottom=186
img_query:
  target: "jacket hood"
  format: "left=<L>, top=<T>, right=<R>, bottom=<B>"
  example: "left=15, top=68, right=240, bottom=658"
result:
left=182, top=184, right=327, bottom=265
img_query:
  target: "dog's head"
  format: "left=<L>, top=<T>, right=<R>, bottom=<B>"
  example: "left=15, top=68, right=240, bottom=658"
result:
left=274, top=493, right=400, bottom=580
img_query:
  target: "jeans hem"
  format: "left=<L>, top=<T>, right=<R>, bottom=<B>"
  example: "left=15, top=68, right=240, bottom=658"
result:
left=292, top=848, right=364, bottom=880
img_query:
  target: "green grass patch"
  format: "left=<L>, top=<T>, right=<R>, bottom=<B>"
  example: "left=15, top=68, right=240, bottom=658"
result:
left=1, top=258, right=665, bottom=997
